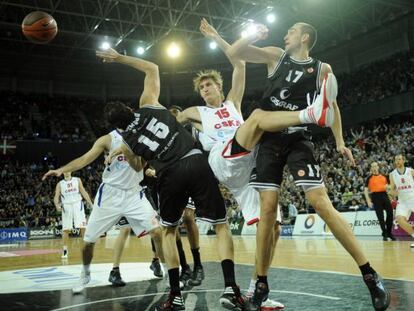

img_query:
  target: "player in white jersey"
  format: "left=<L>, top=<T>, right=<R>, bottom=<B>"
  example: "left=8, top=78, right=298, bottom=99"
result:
left=43, top=129, right=164, bottom=293
left=54, top=172, right=93, bottom=259
left=389, top=154, right=414, bottom=248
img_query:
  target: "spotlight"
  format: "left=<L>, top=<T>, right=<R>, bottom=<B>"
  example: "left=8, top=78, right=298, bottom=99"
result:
left=167, top=42, right=180, bottom=58
left=101, top=42, right=110, bottom=50
left=266, top=13, right=276, bottom=23
left=137, top=46, right=145, bottom=55
left=209, top=41, right=217, bottom=50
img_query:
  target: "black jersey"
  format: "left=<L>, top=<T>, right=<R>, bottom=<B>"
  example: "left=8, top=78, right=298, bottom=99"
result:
left=122, top=105, right=195, bottom=173
left=261, top=52, right=322, bottom=112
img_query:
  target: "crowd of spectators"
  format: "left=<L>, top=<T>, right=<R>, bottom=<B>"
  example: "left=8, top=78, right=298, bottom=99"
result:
left=1, top=111, right=412, bottom=229
left=1, top=49, right=413, bottom=142
left=0, top=91, right=94, bottom=142
left=0, top=160, right=104, bottom=229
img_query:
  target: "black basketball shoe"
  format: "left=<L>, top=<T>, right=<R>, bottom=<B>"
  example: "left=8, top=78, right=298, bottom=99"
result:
left=245, top=282, right=269, bottom=311
left=187, top=265, right=204, bottom=286
left=108, top=269, right=126, bottom=287
left=179, top=265, right=192, bottom=285
left=150, top=258, right=163, bottom=278
left=363, top=273, right=390, bottom=311
left=219, top=285, right=246, bottom=310
left=156, top=293, right=185, bottom=311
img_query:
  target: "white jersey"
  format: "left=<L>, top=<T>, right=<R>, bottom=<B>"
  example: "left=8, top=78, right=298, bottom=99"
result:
left=390, top=167, right=414, bottom=201
left=102, top=130, right=144, bottom=190
left=60, top=177, right=82, bottom=204
left=197, top=100, right=244, bottom=151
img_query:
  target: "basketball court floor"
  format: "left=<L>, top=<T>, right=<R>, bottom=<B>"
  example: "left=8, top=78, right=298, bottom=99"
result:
left=0, top=234, right=413, bottom=310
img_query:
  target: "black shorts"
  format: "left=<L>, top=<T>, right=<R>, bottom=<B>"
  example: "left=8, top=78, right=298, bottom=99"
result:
left=157, top=152, right=226, bottom=226
left=250, top=131, right=324, bottom=191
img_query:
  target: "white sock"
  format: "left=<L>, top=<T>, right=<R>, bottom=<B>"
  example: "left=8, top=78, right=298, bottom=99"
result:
left=83, top=264, right=90, bottom=274
left=162, top=263, right=168, bottom=275
left=299, top=108, right=311, bottom=124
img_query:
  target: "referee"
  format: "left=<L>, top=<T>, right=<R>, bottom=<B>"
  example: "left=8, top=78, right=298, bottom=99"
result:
left=364, top=162, right=395, bottom=241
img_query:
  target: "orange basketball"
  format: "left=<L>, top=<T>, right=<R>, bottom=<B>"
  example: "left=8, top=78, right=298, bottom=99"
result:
left=22, top=11, right=58, bottom=44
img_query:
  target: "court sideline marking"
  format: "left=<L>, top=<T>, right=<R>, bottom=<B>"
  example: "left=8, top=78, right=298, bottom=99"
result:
left=51, top=288, right=341, bottom=311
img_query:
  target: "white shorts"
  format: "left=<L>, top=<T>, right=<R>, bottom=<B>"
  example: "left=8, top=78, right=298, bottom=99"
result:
left=208, top=139, right=282, bottom=225
left=84, top=184, right=159, bottom=243
left=62, top=201, right=87, bottom=231
left=396, top=197, right=414, bottom=219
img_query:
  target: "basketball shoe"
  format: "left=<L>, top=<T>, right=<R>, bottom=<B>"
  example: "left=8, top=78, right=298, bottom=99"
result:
left=108, top=269, right=126, bottom=287
left=363, top=273, right=390, bottom=311
left=245, top=282, right=269, bottom=311
left=187, top=265, right=204, bottom=286
left=150, top=258, right=163, bottom=278
left=300, top=72, right=337, bottom=128
left=219, top=285, right=246, bottom=310
left=156, top=292, right=185, bottom=311
left=72, top=270, right=90, bottom=294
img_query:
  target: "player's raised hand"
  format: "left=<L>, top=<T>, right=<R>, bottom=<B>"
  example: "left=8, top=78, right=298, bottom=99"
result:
left=145, top=167, right=157, bottom=178
left=105, top=147, right=123, bottom=166
left=42, top=168, right=63, bottom=181
left=200, top=18, right=219, bottom=39
left=253, top=24, right=269, bottom=42
left=96, top=47, right=120, bottom=63
left=337, top=145, right=356, bottom=167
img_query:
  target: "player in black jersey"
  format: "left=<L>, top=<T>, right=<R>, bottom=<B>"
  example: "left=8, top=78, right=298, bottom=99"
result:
left=228, top=23, right=390, bottom=311
left=96, top=48, right=245, bottom=311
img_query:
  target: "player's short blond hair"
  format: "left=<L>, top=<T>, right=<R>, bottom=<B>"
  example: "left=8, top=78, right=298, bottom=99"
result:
left=193, top=70, right=224, bottom=99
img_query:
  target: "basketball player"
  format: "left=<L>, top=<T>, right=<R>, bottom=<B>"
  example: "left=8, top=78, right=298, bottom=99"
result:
left=364, top=162, right=395, bottom=241
left=43, top=127, right=164, bottom=293
left=227, top=23, right=390, bottom=310
left=389, top=154, right=414, bottom=248
left=97, top=48, right=245, bottom=311
left=54, top=172, right=92, bottom=259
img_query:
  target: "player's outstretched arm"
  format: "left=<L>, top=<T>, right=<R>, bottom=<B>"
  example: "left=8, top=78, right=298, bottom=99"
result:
left=227, top=24, right=283, bottom=68
left=96, top=48, right=160, bottom=107
left=200, top=18, right=245, bottom=112
left=42, top=135, right=109, bottom=180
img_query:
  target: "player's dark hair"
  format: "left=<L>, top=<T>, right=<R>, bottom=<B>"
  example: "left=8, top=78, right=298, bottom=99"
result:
left=169, top=105, right=183, bottom=112
left=103, top=102, right=135, bottom=130
left=298, top=23, right=317, bottom=51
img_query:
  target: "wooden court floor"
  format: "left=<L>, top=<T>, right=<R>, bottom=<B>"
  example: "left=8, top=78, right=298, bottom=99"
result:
left=1, top=234, right=413, bottom=281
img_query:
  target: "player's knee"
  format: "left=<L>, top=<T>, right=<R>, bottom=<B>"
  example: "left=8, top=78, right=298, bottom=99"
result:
left=260, top=194, right=278, bottom=217
left=274, top=223, right=282, bottom=236
left=247, top=109, right=264, bottom=126
left=306, top=188, right=329, bottom=211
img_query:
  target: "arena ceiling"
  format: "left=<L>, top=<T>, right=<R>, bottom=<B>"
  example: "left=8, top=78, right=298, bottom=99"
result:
left=0, top=0, right=413, bottom=65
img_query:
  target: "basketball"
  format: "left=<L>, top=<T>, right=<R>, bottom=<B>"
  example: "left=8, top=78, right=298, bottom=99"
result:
left=21, top=11, right=57, bottom=44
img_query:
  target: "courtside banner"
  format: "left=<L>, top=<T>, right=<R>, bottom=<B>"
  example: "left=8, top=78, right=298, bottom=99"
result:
left=29, top=228, right=56, bottom=240
left=321, top=212, right=357, bottom=236
left=293, top=214, right=325, bottom=235
left=281, top=225, right=294, bottom=236
left=353, top=211, right=382, bottom=235
left=392, top=213, right=414, bottom=236
left=0, top=227, right=28, bottom=243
